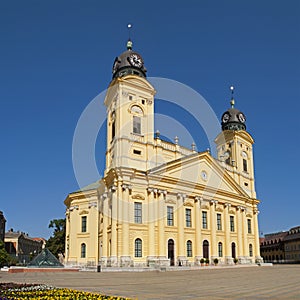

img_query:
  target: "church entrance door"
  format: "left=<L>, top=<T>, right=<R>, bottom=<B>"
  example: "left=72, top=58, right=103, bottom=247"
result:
left=231, top=242, right=236, bottom=258
left=168, top=239, right=175, bottom=266
left=203, top=240, right=209, bottom=259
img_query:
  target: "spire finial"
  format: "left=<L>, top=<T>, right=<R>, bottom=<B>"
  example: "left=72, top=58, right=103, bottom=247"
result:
left=127, top=24, right=133, bottom=50
left=230, top=85, right=235, bottom=108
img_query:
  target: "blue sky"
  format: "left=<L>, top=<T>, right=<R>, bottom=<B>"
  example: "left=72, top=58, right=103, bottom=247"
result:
left=0, top=1, right=299, bottom=238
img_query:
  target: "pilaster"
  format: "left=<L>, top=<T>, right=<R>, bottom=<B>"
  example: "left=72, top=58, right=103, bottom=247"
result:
left=210, top=200, right=218, bottom=259
left=157, top=189, right=169, bottom=266
left=147, top=188, right=156, bottom=265
left=177, top=193, right=187, bottom=266
left=194, top=197, right=202, bottom=265
left=253, top=208, right=263, bottom=263
left=120, top=184, right=131, bottom=267
left=224, top=203, right=234, bottom=264
left=100, top=193, right=108, bottom=266
left=109, top=184, right=118, bottom=266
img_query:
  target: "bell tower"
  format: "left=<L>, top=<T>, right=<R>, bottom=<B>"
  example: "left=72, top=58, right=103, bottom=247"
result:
left=104, top=39, right=156, bottom=174
left=215, top=87, right=256, bottom=198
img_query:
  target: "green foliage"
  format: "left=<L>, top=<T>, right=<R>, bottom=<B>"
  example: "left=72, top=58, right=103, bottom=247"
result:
left=46, top=218, right=66, bottom=258
left=0, top=240, right=16, bottom=267
left=213, top=258, right=219, bottom=265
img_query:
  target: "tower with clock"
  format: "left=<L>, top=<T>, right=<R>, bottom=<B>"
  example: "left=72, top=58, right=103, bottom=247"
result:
left=64, top=37, right=263, bottom=269
left=215, top=87, right=256, bottom=199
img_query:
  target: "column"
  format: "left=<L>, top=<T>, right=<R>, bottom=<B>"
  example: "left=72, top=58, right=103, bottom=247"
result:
left=177, top=194, right=187, bottom=265
left=236, top=206, right=243, bottom=261
left=210, top=200, right=218, bottom=260
left=147, top=188, right=156, bottom=266
left=65, top=211, right=70, bottom=265
left=242, top=207, right=248, bottom=263
left=110, top=185, right=118, bottom=266
left=253, top=208, right=263, bottom=263
left=101, top=193, right=108, bottom=266
left=157, top=190, right=168, bottom=266
left=194, top=197, right=202, bottom=265
left=120, top=184, right=131, bottom=267
left=224, top=203, right=233, bottom=264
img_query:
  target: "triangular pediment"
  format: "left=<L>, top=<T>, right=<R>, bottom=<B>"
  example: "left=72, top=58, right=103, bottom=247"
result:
left=148, top=152, right=249, bottom=198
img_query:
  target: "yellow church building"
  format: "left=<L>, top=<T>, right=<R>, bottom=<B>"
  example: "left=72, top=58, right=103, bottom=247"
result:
left=64, top=39, right=263, bottom=268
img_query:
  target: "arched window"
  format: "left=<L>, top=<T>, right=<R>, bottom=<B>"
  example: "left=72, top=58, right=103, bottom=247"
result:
left=131, top=105, right=143, bottom=115
left=81, top=243, right=86, bottom=258
left=187, top=240, right=192, bottom=257
left=131, top=105, right=143, bottom=135
left=133, top=116, right=141, bottom=134
left=242, top=151, right=248, bottom=172
left=135, top=238, right=142, bottom=257
left=218, top=242, right=223, bottom=257
left=249, top=244, right=253, bottom=257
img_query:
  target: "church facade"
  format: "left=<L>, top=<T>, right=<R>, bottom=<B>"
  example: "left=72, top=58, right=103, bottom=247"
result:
left=64, top=39, right=262, bottom=268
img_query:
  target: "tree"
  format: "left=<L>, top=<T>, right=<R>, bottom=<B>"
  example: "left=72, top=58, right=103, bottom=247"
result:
left=0, top=240, right=16, bottom=267
left=46, top=218, right=65, bottom=258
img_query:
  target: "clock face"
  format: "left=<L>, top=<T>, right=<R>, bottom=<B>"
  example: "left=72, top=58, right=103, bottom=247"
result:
left=129, top=53, right=143, bottom=68
left=222, top=113, right=230, bottom=123
left=238, top=113, right=246, bottom=123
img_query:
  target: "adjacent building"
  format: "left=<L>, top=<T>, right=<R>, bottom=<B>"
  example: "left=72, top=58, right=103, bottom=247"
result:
left=260, top=231, right=287, bottom=263
left=64, top=39, right=263, bottom=268
left=5, top=230, right=43, bottom=264
left=283, top=226, right=300, bottom=263
left=260, top=226, right=300, bottom=263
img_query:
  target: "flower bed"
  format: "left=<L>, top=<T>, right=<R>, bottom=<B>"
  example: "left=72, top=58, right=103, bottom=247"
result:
left=0, top=283, right=132, bottom=299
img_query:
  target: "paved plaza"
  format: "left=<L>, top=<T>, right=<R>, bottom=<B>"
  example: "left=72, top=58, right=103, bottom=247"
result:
left=1, top=265, right=300, bottom=299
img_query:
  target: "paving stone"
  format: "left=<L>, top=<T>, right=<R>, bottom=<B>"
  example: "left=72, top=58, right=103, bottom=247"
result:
left=1, top=265, right=300, bottom=299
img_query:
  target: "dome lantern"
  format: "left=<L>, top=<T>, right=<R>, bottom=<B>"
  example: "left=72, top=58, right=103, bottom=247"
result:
left=112, top=26, right=147, bottom=79
left=221, top=86, right=247, bottom=131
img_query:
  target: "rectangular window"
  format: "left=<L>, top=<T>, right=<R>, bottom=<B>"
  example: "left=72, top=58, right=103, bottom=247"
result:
left=247, top=219, right=252, bottom=234
left=81, top=216, right=87, bottom=233
left=230, top=216, right=235, bottom=232
left=134, top=202, right=142, bottom=224
left=133, top=149, right=141, bottom=155
left=185, top=208, right=192, bottom=227
left=133, top=116, right=141, bottom=134
left=167, top=206, right=174, bottom=226
left=217, top=213, right=222, bottom=230
left=202, top=211, right=207, bottom=229
left=243, top=159, right=248, bottom=172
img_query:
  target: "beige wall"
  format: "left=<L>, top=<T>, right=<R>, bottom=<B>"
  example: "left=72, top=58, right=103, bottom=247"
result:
left=64, top=75, right=262, bottom=268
